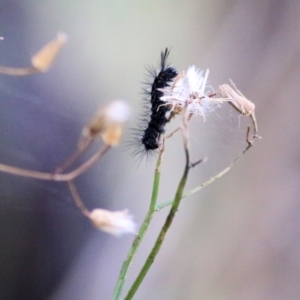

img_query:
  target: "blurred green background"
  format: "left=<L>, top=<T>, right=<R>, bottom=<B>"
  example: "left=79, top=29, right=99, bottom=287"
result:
left=0, top=1, right=299, bottom=299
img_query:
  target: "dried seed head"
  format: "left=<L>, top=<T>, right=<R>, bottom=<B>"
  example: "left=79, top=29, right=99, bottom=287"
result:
left=82, top=100, right=130, bottom=146
left=31, top=32, right=67, bottom=72
left=160, top=66, right=225, bottom=119
left=218, top=83, right=255, bottom=116
left=219, top=81, right=260, bottom=144
left=88, top=208, right=136, bottom=236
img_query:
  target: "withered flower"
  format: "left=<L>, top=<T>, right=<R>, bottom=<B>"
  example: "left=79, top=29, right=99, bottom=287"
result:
left=88, top=208, right=136, bottom=236
left=160, top=66, right=225, bottom=119
left=81, top=100, right=130, bottom=147
left=218, top=82, right=255, bottom=116
left=219, top=81, right=259, bottom=143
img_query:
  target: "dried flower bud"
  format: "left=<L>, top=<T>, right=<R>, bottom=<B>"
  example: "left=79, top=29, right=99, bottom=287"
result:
left=82, top=100, right=130, bottom=146
left=88, top=208, right=136, bottom=236
left=218, top=82, right=255, bottom=116
left=31, top=32, right=67, bottom=72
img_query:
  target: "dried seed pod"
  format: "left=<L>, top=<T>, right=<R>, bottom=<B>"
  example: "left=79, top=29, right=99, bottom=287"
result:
left=81, top=100, right=130, bottom=147
left=31, top=32, right=67, bottom=72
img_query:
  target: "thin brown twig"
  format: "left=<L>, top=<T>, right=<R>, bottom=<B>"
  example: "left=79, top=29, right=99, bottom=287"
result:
left=164, top=127, right=180, bottom=140
left=0, top=144, right=110, bottom=181
left=190, top=158, right=205, bottom=168
left=68, top=180, right=90, bottom=216
left=53, top=144, right=110, bottom=181
left=156, top=125, right=255, bottom=211
left=164, top=113, right=193, bottom=140
left=0, top=66, right=39, bottom=76
left=54, top=138, right=93, bottom=174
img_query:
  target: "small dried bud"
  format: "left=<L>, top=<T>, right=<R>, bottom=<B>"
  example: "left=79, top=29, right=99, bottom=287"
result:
left=82, top=100, right=130, bottom=146
left=218, top=82, right=255, bottom=116
left=31, top=32, right=67, bottom=72
left=101, top=123, right=123, bottom=146
left=88, top=208, right=136, bottom=236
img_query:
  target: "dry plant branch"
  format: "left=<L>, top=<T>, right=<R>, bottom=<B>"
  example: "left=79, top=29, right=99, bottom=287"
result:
left=0, top=66, right=40, bottom=76
left=0, top=33, right=67, bottom=76
left=156, top=127, right=254, bottom=211
left=54, top=138, right=93, bottom=174
left=68, top=180, right=90, bottom=217
left=0, top=144, right=110, bottom=181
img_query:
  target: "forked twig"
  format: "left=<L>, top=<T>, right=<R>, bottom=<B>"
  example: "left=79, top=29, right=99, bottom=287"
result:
left=0, top=144, right=110, bottom=181
left=156, top=126, right=254, bottom=211
left=54, top=138, right=93, bottom=174
left=55, top=144, right=110, bottom=181
left=164, top=113, right=193, bottom=140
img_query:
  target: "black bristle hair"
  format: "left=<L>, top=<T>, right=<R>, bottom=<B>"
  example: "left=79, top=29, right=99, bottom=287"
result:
left=131, top=48, right=178, bottom=161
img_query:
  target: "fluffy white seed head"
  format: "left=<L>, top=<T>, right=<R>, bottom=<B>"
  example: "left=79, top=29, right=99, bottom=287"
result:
left=160, top=66, right=224, bottom=119
left=104, top=100, right=131, bottom=123
left=88, top=208, right=136, bottom=236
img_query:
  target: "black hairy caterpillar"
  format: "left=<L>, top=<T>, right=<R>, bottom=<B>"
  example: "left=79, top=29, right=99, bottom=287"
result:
left=132, top=48, right=178, bottom=159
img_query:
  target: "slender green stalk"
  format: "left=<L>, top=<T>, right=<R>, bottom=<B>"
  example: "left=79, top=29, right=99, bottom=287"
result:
left=156, top=143, right=252, bottom=211
left=124, top=128, right=191, bottom=300
left=111, top=149, right=164, bottom=300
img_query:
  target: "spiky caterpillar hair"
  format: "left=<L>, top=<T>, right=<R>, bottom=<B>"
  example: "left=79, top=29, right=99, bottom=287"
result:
left=133, top=49, right=178, bottom=159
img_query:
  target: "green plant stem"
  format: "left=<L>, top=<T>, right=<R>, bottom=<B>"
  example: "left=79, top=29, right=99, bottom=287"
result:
left=111, top=149, right=164, bottom=300
left=155, top=143, right=252, bottom=211
left=124, top=139, right=191, bottom=300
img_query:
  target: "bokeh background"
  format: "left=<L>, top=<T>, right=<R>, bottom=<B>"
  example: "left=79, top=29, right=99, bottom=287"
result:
left=0, top=1, right=299, bottom=299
